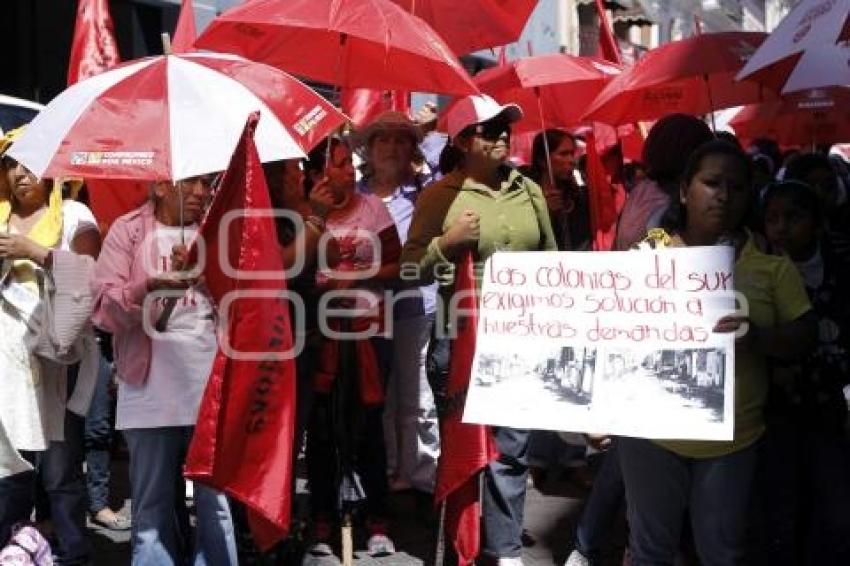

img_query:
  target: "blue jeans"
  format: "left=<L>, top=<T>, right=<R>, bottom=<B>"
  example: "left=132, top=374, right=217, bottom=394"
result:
left=481, top=426, right=530, bottom=560
left=618, top=437, right=757, bottom=566
left=36, top=411, right=90, bottom=565
left=575, top=440, right=624, bottom=561
left=427, top=334, right=530, bottom=559
left=84, top=355, right=114, bottom=514
left=123, top=427, right=238, bottom=566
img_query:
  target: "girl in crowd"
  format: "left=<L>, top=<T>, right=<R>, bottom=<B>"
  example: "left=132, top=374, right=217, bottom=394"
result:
left=302, top=137, right=402, bottom=563
left=618, top=140, right=817, bottom=566
left=758, top=180, right=850, bottom=565
left=402, top=94, right=557, bottom=566
left=0, top=134, right=101, bottom=564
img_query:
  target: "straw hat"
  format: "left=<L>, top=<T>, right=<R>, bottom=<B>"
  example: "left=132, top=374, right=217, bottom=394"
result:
left=353, top=110, right=422, bottom=150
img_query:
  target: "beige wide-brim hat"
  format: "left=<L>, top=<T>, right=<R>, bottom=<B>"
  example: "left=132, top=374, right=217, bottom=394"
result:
left=353, top=110, right=423, bottom=151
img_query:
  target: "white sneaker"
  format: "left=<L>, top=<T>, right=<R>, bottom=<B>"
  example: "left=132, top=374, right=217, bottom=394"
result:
left=565, top=549, right=591, bottom=566
left=301, top=542, right=341, bottom=566
left=496, top=558, right=524, bottom=566
left=366, top=533, right=396, bottom=556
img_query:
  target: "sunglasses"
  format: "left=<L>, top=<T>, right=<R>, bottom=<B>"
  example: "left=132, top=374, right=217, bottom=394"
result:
left=473, top=122, right=511, bottom=141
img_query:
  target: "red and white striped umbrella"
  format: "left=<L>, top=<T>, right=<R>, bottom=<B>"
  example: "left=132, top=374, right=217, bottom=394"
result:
left=8, top=52, right=347, bottom=181
left=736, top=0, right=850, bottom=94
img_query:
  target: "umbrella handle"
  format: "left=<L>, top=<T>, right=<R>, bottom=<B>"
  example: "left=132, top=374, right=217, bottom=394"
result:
left=534, top=87, right=557, bottom=192
left=341, top=512, right=354, bottom=566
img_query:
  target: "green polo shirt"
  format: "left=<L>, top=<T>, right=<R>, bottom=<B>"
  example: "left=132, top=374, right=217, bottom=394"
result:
left=401, top=167, right=557, bottom=333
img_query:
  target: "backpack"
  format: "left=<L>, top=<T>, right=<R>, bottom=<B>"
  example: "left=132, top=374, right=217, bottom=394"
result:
left=0, top=524, right=53, bottom=566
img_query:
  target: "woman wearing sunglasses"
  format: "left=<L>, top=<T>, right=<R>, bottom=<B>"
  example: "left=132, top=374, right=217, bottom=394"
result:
left=402, top=94, right=557, bottom=566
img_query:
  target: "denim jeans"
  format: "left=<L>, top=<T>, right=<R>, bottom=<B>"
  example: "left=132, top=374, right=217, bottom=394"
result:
left=427, top=333, right=530, bottom=559
left=123, top=427, right=238, bottom=566
left=383, top=314, right=439, bottom=492
left=36, top=411, right=90, bottom=565
left=481, top=426, right=530, bottom=560
left=84, top=355, right=114, bottom=514
left=575, top=440, right=624, bottom=561
left=618, top=437, right=757, bottom=566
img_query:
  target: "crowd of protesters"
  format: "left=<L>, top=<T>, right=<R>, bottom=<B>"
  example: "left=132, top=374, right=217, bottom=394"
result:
left=1, top=89, right=849, bottom=566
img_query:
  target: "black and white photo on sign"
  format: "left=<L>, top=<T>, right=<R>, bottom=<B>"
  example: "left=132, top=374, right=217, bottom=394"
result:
left=462, top=248, right=737, bottom=440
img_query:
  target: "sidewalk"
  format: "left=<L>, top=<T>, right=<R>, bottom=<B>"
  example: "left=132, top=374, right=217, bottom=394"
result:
left=89, top=458, right=628, bottom=565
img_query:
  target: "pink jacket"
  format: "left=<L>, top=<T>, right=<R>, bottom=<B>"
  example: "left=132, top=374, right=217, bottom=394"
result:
left=91, top=202, right=160, bottom=386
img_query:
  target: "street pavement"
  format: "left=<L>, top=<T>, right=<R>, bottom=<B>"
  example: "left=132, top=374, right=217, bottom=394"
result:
left=87, top=453, right=628, bottom=566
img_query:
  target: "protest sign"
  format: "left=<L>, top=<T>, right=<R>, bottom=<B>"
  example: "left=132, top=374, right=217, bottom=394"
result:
left=463, top=247, right=737, bottom=440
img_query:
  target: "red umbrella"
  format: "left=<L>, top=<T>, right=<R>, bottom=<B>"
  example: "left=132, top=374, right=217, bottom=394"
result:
left=389, top=0, right=537, bottom=55
left=730, top=87, right=850, bottom=147
left=473, top=54, right=622, bottom=132
left=194, top=0, right=478, bottom=96
left=582, top=32, right=775, bottom=126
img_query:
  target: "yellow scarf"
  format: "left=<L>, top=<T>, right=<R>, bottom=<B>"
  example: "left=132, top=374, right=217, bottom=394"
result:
left=0, top=184, right=64, bottom=292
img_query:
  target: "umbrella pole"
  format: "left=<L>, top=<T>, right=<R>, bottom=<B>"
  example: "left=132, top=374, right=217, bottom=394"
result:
left=702, top=75, right=717, bottom=133
left=178, top=180, right=185, bottom=245
left=326, top=33, right=349, bottom=167
left=154, top=180, right=184, bottom=334
left=434, top=500, right=446, bottom=566
left=534, top=87, right=557, bottom=191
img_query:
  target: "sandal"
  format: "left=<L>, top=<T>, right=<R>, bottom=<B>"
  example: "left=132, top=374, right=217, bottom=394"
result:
left=91, top=509, right=132, bottom=531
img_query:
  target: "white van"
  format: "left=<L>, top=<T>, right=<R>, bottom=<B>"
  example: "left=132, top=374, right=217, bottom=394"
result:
left=0, top=94, right=43, bottom=134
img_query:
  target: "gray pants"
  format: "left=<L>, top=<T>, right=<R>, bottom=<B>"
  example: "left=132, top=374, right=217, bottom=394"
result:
left=482, top=426, right=530, bottom=560
left=383, top=314, right=440, bottom=492
left=618, top=437, right=757, bottom=566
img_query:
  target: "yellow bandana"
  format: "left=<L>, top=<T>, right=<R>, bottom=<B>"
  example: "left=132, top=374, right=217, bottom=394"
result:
left=0, top=183, right=63, bottom=292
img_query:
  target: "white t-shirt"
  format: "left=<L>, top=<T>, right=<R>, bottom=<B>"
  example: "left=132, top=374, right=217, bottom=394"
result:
left=116, top=223, right=217, bottom=430
left=60, top=199, right=99, bottom=249
left=318, top=193, right=397, bottom=312
left=0, top=199, right=99, bottom=452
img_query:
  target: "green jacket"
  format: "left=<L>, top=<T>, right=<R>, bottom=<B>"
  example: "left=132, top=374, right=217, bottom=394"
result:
left=401, top=167, right=557, bottom=333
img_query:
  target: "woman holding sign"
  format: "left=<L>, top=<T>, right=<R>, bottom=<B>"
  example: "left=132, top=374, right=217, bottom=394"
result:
left=402, top=94, right=557, bottom=565
left=617, top=140, right=817, bottom=566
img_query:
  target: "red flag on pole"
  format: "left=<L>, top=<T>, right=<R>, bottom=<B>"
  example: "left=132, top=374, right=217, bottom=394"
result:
left=68, top=0, right=140, bottom=233
left=172, top=0, right=197, bottom=53
left=594, top=0, right=622, bottom=65
left=68, top=0, right=120, bottom=86
left=184, top=112, right=297, bottom=551
left=585, top=130, right=626, bottom=251
left=434, top=253, right=498, bottom=565
left=340, top=88, right=411, bottom=127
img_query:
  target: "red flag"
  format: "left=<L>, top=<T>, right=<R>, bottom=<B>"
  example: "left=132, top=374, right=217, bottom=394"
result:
left=497, top=45, right=508, bottom=66
left=184, top=113, right=296, bottom=550
left=594, top=0, right=622, bottom=65
left=434, top=253, right=498, bottom=566
left=586, top=129, right=626, bottom=251
left=341, top=88, right=411, bottom=127
left=67, top=0, right=120, bottom=86
left=172, top=0, right=197, bottom=53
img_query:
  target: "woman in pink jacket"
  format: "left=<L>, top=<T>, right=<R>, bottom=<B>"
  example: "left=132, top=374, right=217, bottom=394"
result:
left=91, top=176, right=238, bottom=566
